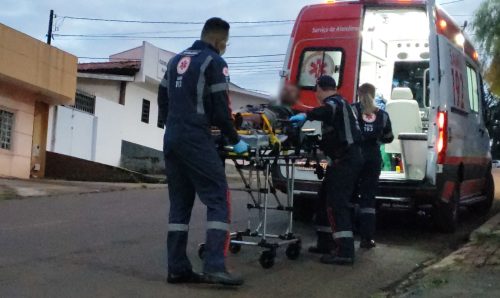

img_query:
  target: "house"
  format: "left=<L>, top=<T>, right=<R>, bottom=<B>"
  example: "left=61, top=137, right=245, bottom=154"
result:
left=0, top=23, right=77, bottom=179
left=47, top=42, right=272, bottom=175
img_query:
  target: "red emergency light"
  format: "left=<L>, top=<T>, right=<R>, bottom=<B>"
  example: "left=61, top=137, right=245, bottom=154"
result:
left=437, top=110, right=448, bottom=164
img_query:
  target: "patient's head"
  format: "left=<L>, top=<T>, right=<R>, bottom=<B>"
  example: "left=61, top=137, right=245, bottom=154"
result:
left=279, top=84, right=299, bottom=107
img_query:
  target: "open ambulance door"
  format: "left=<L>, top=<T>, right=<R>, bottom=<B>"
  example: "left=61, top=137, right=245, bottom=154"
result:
left=426, top=0, right=454, bottom=184
left=287, top=3, right=364, bottom=108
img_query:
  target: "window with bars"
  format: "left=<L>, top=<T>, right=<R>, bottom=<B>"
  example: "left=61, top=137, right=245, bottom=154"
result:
left=141, top=99, right=150, bottom=123
left=0, top=109, right=14, bottom=150
left=73, top=90, right=96, bottom=114
left=157, top=113, right=164, bottom=129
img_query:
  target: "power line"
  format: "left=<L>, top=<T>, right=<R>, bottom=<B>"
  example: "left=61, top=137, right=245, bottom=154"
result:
left=77, top=55, right=285, bottom=61
left=59, top=15, right=294, bottom=25
left=54, top=33, right=289, bottom=39
left=70, top=23, right=293, bottom=37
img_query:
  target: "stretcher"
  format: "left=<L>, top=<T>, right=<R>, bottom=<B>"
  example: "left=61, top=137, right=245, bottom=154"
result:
left=198, top=112, right=311, bottom=269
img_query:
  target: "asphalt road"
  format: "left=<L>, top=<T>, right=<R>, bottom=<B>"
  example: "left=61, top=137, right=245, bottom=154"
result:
left=1, top=177, right=499, bottom=298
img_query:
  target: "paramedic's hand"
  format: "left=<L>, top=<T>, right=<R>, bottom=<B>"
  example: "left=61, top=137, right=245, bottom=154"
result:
left=289, top=113, right=307, bottom=127
left=233, top=140, right=249, bottom=154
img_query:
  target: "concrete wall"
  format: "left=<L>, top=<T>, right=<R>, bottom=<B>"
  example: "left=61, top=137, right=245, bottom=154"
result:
left=0, top=23, right=77, bottom=105
left=47, top=81, right=164, bottom=172
left=0, top=83, right=35, bottom=178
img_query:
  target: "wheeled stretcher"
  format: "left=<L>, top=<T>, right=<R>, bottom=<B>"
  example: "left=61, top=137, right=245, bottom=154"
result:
left=198, top=112, right=312, bottom=269
left=224, top=147, right=304, bottom=269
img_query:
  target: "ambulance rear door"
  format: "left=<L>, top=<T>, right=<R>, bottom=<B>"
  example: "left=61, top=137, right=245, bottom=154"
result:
left=287, top=3, right=364, bottom=108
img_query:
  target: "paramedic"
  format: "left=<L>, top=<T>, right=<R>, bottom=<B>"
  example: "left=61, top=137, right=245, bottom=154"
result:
left=158, top=17, right=248, bottom=286
left=352, top=83, right=394, bottom=249
left=290, top=75, right=363, bottom=265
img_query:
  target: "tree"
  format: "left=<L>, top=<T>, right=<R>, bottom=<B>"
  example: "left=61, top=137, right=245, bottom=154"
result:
left=473, top=0, right=500, bottom=95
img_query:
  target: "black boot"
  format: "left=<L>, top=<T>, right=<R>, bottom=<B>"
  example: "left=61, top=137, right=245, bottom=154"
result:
left=204, top=271, right=244, bottom=286
left=360, top=239, right=376, bottom=249
left=308, top=231, right=335, bottom=254
left=167, top=270, right=205, bottom=284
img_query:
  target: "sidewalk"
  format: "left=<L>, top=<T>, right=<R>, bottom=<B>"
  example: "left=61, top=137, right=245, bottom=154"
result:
left=0, top=178, right=166, bottom=200
left=389, top=212, right=500, bottom=297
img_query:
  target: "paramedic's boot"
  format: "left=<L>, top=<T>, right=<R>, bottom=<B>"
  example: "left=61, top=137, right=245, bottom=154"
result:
left=309, top=231, right=335, bottom=254
left=360, top=239, right=376, bottom=249
left=204, top=271, right=244, bottom=286
left=320, top=253, right=354, bottom=266
left=167, top=270, right=205, bottom=284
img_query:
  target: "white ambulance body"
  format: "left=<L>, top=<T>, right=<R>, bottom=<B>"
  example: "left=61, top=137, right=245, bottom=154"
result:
left=273, top=0, right=493, bottom=232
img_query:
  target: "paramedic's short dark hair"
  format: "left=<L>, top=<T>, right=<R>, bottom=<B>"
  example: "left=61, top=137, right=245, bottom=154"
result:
left=201, top=18, right=230, bottom=39
left=315, top=75, right=337, bottom=91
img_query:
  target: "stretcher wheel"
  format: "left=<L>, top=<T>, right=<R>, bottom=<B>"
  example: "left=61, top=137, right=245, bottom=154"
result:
left=285, top=242, right=301, bottom=260
left=229, top=235, right=243, bottom=254
left=259, top=250, right=275, bottom=269
left=198, top=243, right=206, bottom=259
left=229, top=243, right=242, bottom=254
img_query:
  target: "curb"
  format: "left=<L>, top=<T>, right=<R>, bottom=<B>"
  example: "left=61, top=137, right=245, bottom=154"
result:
left=470, top=212, right=500, bottom=243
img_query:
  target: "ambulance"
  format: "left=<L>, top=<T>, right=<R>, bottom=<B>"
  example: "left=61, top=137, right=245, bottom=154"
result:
left=275, top=0, right=493, bottom=232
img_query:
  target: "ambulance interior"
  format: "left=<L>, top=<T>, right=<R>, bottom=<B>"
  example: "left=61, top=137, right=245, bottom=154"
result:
left=359, top=8, right=431, bottom=180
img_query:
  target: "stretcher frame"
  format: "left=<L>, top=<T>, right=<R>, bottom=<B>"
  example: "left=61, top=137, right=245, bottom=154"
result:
left=225, top=148, right=304, bottom=269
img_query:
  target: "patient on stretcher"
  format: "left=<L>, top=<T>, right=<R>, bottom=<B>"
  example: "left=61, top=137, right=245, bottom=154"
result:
left=234, top=84, right=300, bottom=131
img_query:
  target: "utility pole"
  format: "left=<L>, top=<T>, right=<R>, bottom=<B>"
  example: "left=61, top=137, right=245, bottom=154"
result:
left=46, top=10, right=54, bottom=45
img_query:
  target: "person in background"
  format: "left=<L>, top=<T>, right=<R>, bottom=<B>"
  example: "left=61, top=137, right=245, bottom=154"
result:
left=158, top=17, right=247, bottom=286
left=352, top=83, right=394, bottom=249
left=290, top=75, right=363, bottom=265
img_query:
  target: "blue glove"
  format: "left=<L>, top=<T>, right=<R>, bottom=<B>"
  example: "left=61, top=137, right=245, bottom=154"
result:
left=289, top=113, right=307, bottom=126
left=233, top=140, right=249, bottom=154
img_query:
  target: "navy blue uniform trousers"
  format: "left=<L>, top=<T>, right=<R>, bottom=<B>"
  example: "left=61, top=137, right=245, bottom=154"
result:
left=357, top=144, right=382, bottom=240
left=314, top=145, right=363, bottom=258
left=165, top=123, right=230, bottom=274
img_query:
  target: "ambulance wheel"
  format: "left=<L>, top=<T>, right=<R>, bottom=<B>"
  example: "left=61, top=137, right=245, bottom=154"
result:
left=198, top=243, right=206, bottom=259
left=259, top=250, right=275, bottom=269
left=433, top=183, right=460, bottom=233
left=469, top=171, right=494, bottom=216
left=285, top=242, right=301, bottom=260
left=229, top=236, right=243, bottom=254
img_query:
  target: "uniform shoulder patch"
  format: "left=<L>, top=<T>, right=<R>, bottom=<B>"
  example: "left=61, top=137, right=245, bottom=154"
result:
left=223, top=66, right=229, bottom=77
left=177, top=56, right=191, bottom=75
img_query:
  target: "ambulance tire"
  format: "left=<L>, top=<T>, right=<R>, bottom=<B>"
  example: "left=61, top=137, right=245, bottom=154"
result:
left=293, top=195, right=315, bottom=223
left=433, top=183, right=460, bottom=233
left=469, top=171, right=494, bottom=216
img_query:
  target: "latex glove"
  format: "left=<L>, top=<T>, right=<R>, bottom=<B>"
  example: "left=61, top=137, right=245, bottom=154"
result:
left=289, top=113, right=307, bottom=127
left=233, top=140, right=249, bottom=154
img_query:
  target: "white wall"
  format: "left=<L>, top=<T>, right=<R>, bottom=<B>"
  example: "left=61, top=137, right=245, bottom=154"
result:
left=230, top=92, right=270, bottom=111
left=78, top=78, right=121, bottom=103
left=93, top=97, right=124, bottom=166
left=121, top=82, right=164, bottom=151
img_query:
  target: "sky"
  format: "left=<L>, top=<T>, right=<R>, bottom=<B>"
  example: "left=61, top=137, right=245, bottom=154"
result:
left=0, top=0, right=484, bottom=96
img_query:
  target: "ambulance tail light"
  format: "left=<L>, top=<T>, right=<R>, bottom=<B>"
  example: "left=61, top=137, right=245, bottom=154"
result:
left=437, top=111, right=448, bottom=164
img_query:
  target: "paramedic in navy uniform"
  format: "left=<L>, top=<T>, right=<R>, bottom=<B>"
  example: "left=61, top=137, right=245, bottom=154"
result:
left=290, top=75, right=363, bottom=265
left=352, top=83, right=394, bottom=249
left=157, top=17, right=248, bottom=286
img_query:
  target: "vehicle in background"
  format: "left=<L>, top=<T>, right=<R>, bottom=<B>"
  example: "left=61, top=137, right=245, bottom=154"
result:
left=273, top=0, right=493, bottom=232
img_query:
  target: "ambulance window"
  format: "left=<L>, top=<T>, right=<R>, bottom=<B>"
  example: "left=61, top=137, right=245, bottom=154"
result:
left=466, top=66, right=480, bottom=113
left=297, top=49, right=343, bottom=88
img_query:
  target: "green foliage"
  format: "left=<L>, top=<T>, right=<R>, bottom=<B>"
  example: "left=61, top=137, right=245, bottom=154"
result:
left=473, top=0, right=500, bottom=57
left=473, top=0, right=500, bottom=95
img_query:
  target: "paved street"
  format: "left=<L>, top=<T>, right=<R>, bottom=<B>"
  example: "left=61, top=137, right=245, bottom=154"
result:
left=0, top=177, right=499, bottom=298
